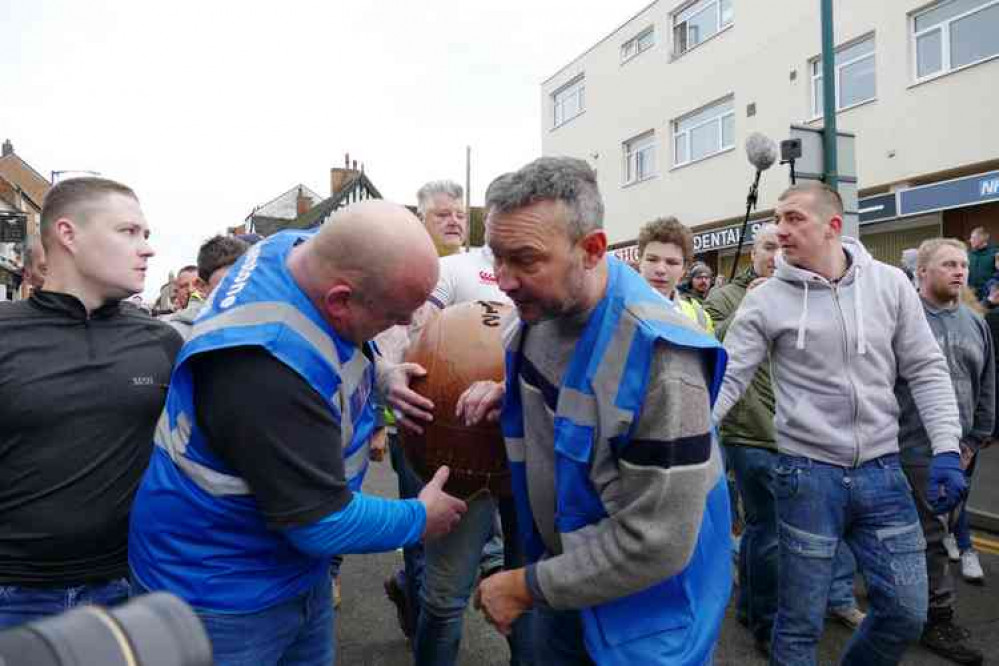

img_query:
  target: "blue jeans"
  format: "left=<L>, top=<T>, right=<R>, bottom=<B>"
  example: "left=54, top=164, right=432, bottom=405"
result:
left=726, top=445, right=858, bottom=642
left=132, top=571, right=334, bottom=666
left=0, top=577, right=132, bottom=630
left=532, top=606, right=594, bottom=666
left=772, top=454, right=927, bottom=666
left=390, top=433, right=426, bottom=628
left=415, top=494, right=533, bottom=666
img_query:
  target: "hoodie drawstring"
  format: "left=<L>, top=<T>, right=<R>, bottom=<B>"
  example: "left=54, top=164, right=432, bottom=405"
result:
left=795, top=280, right=809, bottom=350
left=854, top=265, right=867, bottom=355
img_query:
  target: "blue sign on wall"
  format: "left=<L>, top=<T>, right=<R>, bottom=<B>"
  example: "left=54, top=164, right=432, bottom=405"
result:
left=899, top=170, right=999, bottom=217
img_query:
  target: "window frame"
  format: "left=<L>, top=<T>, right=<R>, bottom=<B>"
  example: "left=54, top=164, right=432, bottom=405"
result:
left=622, top=131, right=658, bottom=186
left=672, top=96, right=735, bottom=168
left=551, top=76, right=585, bottom=129
left=672, top=0, right=733, bottom=58
left=911, top=0, right=999, bottom=82
left=809, top=33, right=877, bottom=119
left=621, top=25, right=656, bottom=64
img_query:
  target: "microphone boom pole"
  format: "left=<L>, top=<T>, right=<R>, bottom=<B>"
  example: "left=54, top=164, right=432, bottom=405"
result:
left=729, top=170, right=761, bottom=282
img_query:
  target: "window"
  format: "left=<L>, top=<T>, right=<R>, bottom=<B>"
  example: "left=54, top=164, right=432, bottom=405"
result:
left=913, top=0, right=999, bottom=80
left=623, top=132, right=657, bottom=184
left=552, top=76, right=585, bottom=128
left=673, top=0, right=733, bottom=56
left=621, top=26, right=655, bottom=63
left=673, top=97, right=734, bottom=166
left=810, top=34, right=876, bottom=117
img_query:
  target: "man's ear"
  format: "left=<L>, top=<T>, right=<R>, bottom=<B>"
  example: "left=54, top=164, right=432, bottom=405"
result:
left=322, top=283, right=353, bottom=320
left=828, top=214, right=844, bottom=236
left=53, top=218, right=78, bottom=253
left=579, top=230, right=607, bottom=269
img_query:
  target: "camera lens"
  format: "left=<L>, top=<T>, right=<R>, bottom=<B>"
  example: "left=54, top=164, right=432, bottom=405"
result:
left=0, top=593, right=212, bottom=666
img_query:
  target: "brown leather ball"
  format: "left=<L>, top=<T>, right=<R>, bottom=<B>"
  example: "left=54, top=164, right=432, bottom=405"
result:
left=401, top=300, right=512, bottom=499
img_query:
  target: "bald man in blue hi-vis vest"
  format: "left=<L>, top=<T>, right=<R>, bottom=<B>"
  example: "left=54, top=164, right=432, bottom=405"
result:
left=431, top=157, right=732, bottom=665
left=128, top=200, right=467, bottom=666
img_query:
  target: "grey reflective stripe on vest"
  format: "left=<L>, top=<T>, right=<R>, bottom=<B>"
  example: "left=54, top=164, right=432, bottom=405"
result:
left=587, top=315, right=638, bottom=441
left=505, top=437, right=526, bottom=463
left=337, top=351, right=371, bottom=449
left=190, top=301, right=343, bottom=374
left=344, top=442, right=370, bottom=481
left=154, top=410, right=251, bottom=496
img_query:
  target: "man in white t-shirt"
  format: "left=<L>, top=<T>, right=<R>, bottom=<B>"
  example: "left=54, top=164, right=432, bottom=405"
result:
left=383, top=179, right=532, bottom=665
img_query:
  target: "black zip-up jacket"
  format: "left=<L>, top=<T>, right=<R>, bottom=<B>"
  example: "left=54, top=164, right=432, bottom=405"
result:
left=0, top=291, right=182, bottom=586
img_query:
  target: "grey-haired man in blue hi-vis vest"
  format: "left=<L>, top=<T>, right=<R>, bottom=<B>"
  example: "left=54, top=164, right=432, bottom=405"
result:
left=128, top=200, right=467, bottom=666
left=432, top=157, right=732, bottom=665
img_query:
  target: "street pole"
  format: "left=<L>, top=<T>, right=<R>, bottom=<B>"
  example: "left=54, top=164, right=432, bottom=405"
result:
left=821, top=0, right=839, bottom=192
left=465, top=145, right=472, bottom=250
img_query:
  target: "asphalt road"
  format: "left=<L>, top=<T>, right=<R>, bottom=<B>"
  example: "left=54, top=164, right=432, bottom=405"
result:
left=337, top=460, right=998, bottom=666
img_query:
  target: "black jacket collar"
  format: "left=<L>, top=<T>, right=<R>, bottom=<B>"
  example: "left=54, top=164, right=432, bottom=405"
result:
left=30, top=291, right=123, bottom=321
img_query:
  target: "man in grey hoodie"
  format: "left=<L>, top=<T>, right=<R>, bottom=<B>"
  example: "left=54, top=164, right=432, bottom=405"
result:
left=715, top=183, right=967, bottom=666
left=897, top=238, right=993, bottom=666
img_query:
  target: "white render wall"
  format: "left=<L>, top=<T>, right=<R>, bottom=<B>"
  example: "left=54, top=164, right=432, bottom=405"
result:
left=540, top=0, right=999, bottom=243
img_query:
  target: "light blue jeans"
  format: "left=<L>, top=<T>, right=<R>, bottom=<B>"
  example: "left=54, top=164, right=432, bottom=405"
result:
left=726, top=444, right=858, bottom=643
left=771, top=454, right=927, bottom=666
left=414, top=494, right=533, bottom=666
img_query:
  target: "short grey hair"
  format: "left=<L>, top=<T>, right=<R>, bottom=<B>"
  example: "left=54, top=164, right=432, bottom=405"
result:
left=416, top=180, right=463, bottom=218
left=22, top=235, right=43, bottom=272
left=753, top=223, right=778, bottom=247
left=484, top=156, right=603, bottom=242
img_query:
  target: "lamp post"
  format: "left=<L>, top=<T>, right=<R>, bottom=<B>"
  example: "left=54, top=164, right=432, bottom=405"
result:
left=821, top=0, right=838, bottom=192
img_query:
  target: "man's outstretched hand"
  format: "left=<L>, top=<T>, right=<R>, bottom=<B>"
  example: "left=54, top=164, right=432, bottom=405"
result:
left=419, top=466, right=467, bottom=539
left=382, top=361, right=435, bottom=434
left=474, top=568, right=533, bottom=636
left=455, top=380, right=505, bottom=427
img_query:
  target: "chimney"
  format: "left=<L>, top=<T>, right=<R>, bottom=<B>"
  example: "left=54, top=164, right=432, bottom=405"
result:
left=1, top=140, right=12, bottom=157
left=296, top=186, right=312, bottom=216
left=330, top=152, right=359, bottom=195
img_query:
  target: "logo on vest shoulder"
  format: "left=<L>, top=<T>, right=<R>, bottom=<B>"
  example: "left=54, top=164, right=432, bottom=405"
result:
left=479, top=270, right=497, bottom=284
left=220, top=243, right=263, bottom=309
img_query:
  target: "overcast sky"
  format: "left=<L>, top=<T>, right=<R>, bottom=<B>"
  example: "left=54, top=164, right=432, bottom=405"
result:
left=1, top=0, right=651, bottom=299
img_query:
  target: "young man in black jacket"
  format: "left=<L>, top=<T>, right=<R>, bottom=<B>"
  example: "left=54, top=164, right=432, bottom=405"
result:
left=0, top=177, right=182, bottom=628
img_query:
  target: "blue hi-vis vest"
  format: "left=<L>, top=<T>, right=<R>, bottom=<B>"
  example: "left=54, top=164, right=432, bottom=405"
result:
left=501, top=257, right=731, bottom=665
left=128, top=230, right=375, bottom=613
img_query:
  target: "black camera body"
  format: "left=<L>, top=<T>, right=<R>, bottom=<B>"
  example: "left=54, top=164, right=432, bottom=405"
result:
left=0, top=593, right=211, bottom=666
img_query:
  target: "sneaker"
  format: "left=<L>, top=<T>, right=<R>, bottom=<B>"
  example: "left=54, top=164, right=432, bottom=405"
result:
left=920, top=620, right=983, bottom=665
left=943, top=533, right=960, bottom=562
left=960, top=550, right=985, bottom=584
left=384, top=574, right=415, bottom=638
left=827, top=605, right=866, bottom=630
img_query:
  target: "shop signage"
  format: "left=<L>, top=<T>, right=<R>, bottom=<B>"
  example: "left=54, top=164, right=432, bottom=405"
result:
left=899, top=170, right=999, bottom=217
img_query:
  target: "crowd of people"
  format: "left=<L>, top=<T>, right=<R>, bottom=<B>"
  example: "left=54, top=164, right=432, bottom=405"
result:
left=0, top=158, right=992, bottom=666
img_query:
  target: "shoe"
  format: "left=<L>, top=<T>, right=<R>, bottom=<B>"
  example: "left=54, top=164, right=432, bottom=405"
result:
left=920, top=620, right=983, bottom=665
left=960, top=550, right=985, bottom=584
left=827, top=606, right=866, bottom=630
left=384, top=574, right=415, bottom=638
left=943, top=533, right=961, bottom=562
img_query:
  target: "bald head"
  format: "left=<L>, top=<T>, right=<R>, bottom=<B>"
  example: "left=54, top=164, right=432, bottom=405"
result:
left=289, top=199, right=439, bottom=343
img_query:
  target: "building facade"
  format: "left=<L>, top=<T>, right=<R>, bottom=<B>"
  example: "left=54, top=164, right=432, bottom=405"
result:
left=0, top=140, right=50, bottom=300
left=541, top=0, right=999, bottom=274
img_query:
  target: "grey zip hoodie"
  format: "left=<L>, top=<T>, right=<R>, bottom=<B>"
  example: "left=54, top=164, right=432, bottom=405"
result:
left=714, top=237, right=961, bottom=466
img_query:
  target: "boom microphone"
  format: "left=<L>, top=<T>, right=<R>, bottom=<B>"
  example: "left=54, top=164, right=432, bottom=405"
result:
left=729, top=132, right=777, bottom=281
left=745, top=132, right=778, bottom=172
